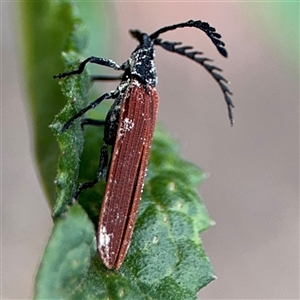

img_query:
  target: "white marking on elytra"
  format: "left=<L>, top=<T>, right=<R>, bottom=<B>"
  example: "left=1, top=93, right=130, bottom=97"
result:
left=99, top=226, right=113, bottom=259
left=119, top=118, right=135, bottom=137
left=123, top=118, right=135, bottom=131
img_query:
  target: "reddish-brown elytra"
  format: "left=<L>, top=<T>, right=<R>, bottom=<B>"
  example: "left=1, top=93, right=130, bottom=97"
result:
left=99, top=81, right=158, bottom=269
left=54, top=20, right=234, bottom=270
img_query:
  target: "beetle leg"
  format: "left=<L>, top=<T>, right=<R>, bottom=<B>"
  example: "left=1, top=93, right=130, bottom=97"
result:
left=62, top=92, right=115, bottom=132
left=80, top=118, right=106, bottom=130
left=74, top=144, right=109, bottom=199
left=54, top=56, right=124, bottom=79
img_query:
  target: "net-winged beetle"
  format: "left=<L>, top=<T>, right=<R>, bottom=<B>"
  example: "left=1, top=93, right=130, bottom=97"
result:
left=54, top=20, right=234, bottom=270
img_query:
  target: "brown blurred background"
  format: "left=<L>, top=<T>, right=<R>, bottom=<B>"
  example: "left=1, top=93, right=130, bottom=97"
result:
left=2, top=2, right=299, bottom=299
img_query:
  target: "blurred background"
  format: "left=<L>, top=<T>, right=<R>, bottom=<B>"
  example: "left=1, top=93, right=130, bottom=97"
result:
left=2, top=2, right=299, bottom=299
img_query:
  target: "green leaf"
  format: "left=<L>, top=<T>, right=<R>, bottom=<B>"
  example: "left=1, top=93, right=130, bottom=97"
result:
left=19, top=2, right=215, bottom=299
left=36, top=128, right=215, bottom=300
left=34, top=204, right=96, bottom=299
left=50, top=48, right=90, bottom=217
left=18, top=2, right=90, bottom=207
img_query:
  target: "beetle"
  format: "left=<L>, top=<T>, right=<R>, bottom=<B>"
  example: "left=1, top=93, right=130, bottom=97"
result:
left=54, top=20, right=234, bottom=270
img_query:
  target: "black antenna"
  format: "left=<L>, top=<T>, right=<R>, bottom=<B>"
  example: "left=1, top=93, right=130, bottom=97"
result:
left=150, top=20, right=234, bottom=125
left=150, top=20, right=228, bottom=57
left=154, top=39, right=234, bottom=125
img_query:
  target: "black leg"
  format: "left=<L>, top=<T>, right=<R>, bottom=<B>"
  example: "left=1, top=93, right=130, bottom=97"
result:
left=81, top=118, right=106, bottom=130
left=91, top=75, right=123, bottom=82
left=54, top=56, right=124, bottom=79
left=62, top=92, right=115, bottom=132
left=74, top=144, right=109, bottom=199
